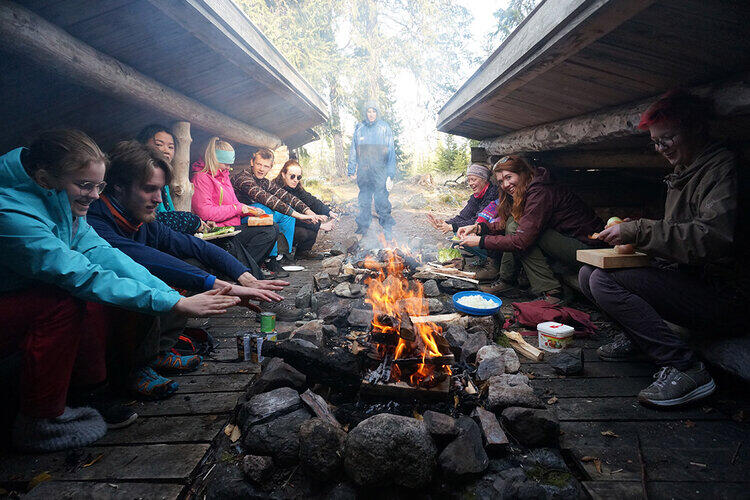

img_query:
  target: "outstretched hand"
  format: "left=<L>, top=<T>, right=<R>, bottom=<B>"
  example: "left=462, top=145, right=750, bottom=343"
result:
left=596, top=223, right=623, bottom=246
left=173, top=286, right=240, bottom=317
left=459, top=234, right=481, bottom=248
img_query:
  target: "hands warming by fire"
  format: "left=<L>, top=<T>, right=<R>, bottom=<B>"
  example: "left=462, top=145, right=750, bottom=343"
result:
left=457, top=223, right=480, bottom=247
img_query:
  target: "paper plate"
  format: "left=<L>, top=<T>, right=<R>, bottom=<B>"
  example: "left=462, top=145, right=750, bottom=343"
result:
left=282, top=265, right=305, bottom=272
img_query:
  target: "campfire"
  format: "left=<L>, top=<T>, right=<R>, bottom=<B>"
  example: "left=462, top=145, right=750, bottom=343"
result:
left=363, top=248, right=453, bottom=389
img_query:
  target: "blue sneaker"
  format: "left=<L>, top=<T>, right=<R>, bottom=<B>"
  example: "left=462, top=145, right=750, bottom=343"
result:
left=151, top=351, right=203, bottom=373
left=131, top=367, right=178, bottom=400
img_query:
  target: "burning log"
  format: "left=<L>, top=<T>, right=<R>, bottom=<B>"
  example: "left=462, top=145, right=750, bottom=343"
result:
left=391, top=354, right=455, bottom=367
left=410, top=313, right=463, bottom=325
left=261, top=340, right=362, bottom=390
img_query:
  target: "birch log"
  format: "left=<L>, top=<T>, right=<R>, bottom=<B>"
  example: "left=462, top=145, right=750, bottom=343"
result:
left=171, top=122, right=193, bottom=212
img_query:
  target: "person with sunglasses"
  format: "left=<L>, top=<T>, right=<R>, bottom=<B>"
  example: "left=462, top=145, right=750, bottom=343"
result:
left=579, top=90, right=745, bottom=408
left=272, top=159, right=338, bottom=259
left=0, top=130, right=240, bottom=452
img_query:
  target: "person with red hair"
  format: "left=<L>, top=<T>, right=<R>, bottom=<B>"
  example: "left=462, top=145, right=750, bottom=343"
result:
left=579, top=90, right=744, bottom=408
left=458, top=155, right=602, bottom=303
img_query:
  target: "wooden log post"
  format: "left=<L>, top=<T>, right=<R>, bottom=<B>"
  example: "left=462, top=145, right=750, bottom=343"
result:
left=0, top=2, right=281, bottom=149
left=171, top=122, right=193, bottom=212
left=480, top=72, right=750, bottom=156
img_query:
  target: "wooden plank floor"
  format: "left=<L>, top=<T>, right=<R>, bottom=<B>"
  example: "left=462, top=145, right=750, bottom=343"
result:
left=524, top=328, right=750, bottom=500
left=0, top=257, right=321, bottom=497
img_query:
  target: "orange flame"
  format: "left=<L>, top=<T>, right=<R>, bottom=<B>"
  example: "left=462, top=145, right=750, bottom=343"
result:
left=365, top=248, right=451, bottom=387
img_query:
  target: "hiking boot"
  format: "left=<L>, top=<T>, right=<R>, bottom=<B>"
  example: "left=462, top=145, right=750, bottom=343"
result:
left=266, top=258, right=290, bottom=278
left=540, top=288, right=565, bottom=306
left=71, top=385, right=138, bottom=429
left=638, top=362, right=716, bottom=408
left=480, top=279, right=519, bottom=296
left=152, top=351, right=203, bottom=373
left=597, top=333, right=638, bottom=361
left=474, top=257, right=500, bottom=282
left=296, top=250, right=325, bottom=260
left=131, top=367, right=178, bottom=400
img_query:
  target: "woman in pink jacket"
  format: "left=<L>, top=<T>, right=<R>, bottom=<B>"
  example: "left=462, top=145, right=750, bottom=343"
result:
left=192, top=138, right=281, bottom=277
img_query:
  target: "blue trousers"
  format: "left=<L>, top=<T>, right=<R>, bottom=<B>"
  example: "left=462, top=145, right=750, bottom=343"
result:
left=356, top=169, right=394, bottom=234
left=250, top=204, right=295, bottom=257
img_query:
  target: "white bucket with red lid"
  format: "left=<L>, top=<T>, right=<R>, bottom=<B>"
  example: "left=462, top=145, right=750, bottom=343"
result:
left=537, top=322, right=575, bottom=352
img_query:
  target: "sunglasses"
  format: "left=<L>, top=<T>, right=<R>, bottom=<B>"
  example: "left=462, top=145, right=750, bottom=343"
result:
left=289, top=174, right=302, bottom=180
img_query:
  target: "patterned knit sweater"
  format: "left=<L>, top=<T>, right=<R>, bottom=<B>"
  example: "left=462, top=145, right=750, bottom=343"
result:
left=232, top=169, right=309, bottom=216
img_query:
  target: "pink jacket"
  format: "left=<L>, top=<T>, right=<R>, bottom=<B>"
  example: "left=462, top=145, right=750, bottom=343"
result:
left=191, top=168, right=244, bottom=226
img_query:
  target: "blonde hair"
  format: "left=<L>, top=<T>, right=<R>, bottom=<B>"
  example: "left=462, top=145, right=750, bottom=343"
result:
left=203, top=137, right=234, bottom=176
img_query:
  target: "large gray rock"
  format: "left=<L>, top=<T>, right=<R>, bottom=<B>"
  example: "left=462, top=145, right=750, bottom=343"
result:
left=311, top=290, right=336, bottom=312
left=347, top=308, right=372, bottom=328
left=314, top=272, right=332, bottom=291
left=476, top=344, right=504, bottom=365
left=491, top=373, right=530, bottom=387
left=487, top=382, right=542, bottom=411
left=476, top=356, right=506, bottom=382
left=445, top=324, right=469, bottom=350
left=243, top=407, right=311, bottom=465
left=422, top=410, right=458, bottom=445
left=205, top=464, right=265, bottom=500
left=291, top=320, right=325, bottom=346
left=501, top=407, right=560, bottom=447
left=239, top=387, right=302, bottom=431
left=246, top=358, right=306, bottom=397
left=318, top=298, right=353, bottom=325
left=295, top=283, right=313, bottom=309
left=298, top=418, right=347, bottom=482
left=438, top=417, right=489, bottom=481
left=241, top=455, right=274, bottom=485
left=333, top=282, right=364, bottom=299
left=549, top=348, right=583, bottom=375
left=422, top=279, right=440, bottom=297
left=321, top=254, right=345, bottom=275
left=501, top=348, right=521, bottom=373
left=343, top=413, right=437, bottom=487
left=462, top=332, right=489, bottom=363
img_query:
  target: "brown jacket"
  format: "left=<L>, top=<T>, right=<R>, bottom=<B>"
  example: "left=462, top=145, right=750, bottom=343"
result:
left=619, top=142, right=740, bottom=286
left=232, top=169, right=309, bottom=216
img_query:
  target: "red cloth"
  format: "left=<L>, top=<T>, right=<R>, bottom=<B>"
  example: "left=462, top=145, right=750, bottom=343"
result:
left=511, top=300, right=597, bottom=335
left=0, top=286, right=108, bottom=418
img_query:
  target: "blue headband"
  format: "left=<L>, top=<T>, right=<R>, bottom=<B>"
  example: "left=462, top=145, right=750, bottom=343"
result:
left=215, top=148, right=235, bottom=165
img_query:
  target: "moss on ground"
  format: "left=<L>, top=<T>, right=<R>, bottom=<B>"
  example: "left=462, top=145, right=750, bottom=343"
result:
left=524, top=466, right=572, bottom=488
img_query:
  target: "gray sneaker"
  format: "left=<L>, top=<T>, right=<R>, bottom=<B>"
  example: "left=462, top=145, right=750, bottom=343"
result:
left=597, top=333, right=638, bottom=361
left=638, top=362, right=716, bottom=408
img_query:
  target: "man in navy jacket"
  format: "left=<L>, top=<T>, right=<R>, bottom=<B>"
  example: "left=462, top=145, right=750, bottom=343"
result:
left=87, top=141, right=286, bottom=397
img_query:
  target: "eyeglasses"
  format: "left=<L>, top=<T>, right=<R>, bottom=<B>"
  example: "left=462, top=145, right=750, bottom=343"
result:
left=74, top=180, right=107, bottom=195
left=289, top=174, right=302, bottom=180
left=651, top=134, right=679, bottom=151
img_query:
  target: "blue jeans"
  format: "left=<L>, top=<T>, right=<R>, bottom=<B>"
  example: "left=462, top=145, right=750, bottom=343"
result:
left=462, top=244, right=487, bottom=263
left=250, top=204, right=295, bottom=257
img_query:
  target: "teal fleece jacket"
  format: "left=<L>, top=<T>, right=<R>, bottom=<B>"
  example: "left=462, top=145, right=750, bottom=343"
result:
left=0, top=148, right=181, bottom=313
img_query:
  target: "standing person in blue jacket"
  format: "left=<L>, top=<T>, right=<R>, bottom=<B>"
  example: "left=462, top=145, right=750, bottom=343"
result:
left=347, top=100, right=396, bottom=240
left=0, top=130, right=239, bottom=453
left=86, top=141, right=288, bottom=396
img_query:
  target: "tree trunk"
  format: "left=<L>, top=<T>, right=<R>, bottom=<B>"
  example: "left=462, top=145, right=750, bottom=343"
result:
left=171, top=121, right=194, bottom=212
left=328, top=77, right=347, bottom=177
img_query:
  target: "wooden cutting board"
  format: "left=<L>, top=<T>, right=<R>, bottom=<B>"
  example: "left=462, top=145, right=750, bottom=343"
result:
left=577, top=248, right=650, bottom=269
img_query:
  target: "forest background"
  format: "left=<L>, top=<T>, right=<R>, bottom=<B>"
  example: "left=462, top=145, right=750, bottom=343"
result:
left=236, top=0, right=538, bottom=179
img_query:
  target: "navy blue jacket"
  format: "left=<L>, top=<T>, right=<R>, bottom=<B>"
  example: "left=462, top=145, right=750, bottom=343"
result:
left=87, top=197, right=249, bottom=291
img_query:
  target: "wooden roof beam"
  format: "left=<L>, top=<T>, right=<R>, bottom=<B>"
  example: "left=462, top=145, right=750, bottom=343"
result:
left=437, top=0, right=656, bottom=134
left=0, top=1, right=282, bottom=149
left=480, top=72, right=750, bottom=156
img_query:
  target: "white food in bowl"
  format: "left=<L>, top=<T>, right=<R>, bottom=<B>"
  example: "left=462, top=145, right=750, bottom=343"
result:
left=457, top=294, right=497, bottom=309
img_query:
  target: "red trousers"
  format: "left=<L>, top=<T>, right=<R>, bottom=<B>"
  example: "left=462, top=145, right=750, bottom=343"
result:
left=0, top=286, right=108, bottom=418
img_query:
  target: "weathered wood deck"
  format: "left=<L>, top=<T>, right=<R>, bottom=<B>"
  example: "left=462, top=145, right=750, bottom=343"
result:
left=524, top=330, right=750, bottom=499
left=1, top=226, right=747, bottom=498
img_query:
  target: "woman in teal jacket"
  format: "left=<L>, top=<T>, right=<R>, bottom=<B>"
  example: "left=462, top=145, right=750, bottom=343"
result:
left=0, top=130, right=239, bottom=453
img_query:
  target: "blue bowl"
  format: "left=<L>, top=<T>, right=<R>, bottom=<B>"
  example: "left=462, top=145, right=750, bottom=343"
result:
left=452, top=291, right=502, bottom=316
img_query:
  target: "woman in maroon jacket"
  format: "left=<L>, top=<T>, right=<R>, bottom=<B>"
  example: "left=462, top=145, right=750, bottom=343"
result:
left=459, top=156, right=602, bottom=302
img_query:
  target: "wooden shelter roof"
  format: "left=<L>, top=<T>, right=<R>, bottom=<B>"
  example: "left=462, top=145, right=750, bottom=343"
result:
left=437, top=0, right=750, bottom=144
left=0, top=0, right=328, bottom=152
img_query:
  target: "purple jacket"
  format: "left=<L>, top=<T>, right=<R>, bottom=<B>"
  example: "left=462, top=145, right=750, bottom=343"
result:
left=479, top=167, right=602, bottom=252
